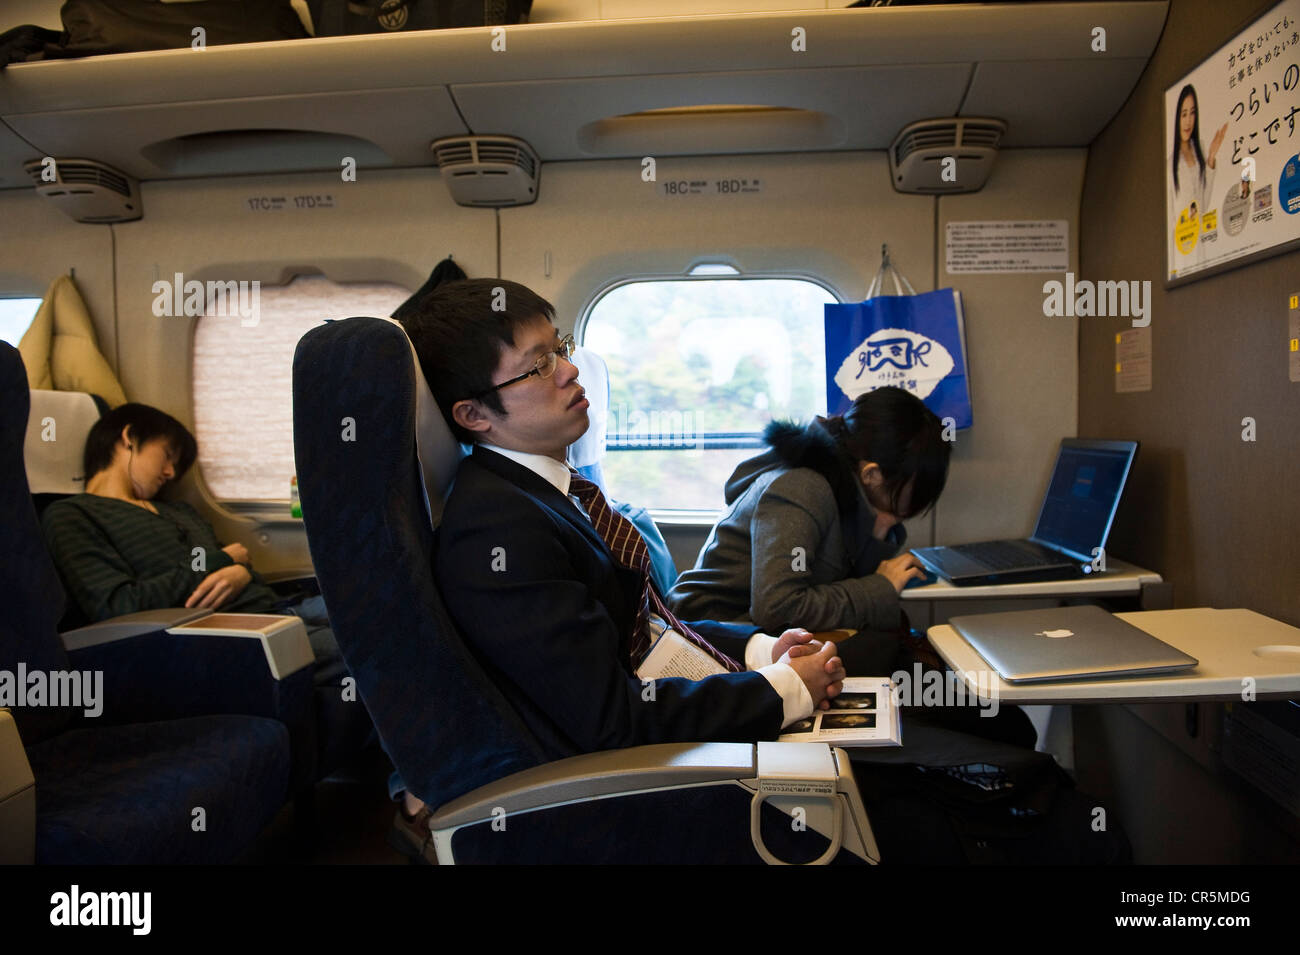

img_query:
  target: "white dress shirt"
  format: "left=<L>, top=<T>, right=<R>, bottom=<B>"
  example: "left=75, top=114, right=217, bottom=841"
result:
left=480, top=442, right=814, bottom=727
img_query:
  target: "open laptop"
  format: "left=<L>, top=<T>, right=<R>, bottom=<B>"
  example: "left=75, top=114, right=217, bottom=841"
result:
left=912, top=438, right=1138, bottom=586
left=948, top=605, right=1198, bottom=683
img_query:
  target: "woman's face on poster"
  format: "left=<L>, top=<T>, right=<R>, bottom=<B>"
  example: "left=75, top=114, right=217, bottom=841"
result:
left=1179, top=94, right=1197, bottom=145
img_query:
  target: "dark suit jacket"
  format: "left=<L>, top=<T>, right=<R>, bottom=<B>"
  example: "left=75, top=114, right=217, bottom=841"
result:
left=434, top=446, right=784, bottom=761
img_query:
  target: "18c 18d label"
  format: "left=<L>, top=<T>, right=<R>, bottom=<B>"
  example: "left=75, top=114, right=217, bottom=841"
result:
left=660, top=178, right=763, bottom=197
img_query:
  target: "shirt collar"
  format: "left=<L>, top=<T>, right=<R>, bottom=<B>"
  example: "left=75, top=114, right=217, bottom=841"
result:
left=480, top=442, right=573, bottom=497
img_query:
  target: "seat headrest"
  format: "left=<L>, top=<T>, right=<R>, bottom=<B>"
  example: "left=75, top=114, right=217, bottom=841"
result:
left=25, top=390, right=102, bottom=495
left=567, top=346, right=609, bottom=471
left=375, top=317, right=465, bottom=526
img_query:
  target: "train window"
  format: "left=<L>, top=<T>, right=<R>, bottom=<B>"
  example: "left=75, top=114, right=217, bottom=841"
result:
left=0, top=297, right=43, bottom=347
left=192, top=274, right=409, bottom=501
left=581, top=275, right=836, bottom=512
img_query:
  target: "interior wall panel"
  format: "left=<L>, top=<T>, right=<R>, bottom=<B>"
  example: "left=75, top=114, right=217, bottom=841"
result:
left=0, top=190, right=116, bottom=366
left=934, top=149, right=1085, bottom=558
left=1078, top=0, right=1299, bottom=626
left=110, top=167, right=496, bottom=571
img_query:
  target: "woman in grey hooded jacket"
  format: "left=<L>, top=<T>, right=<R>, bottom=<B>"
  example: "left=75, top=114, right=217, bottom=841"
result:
left=667, top=386, right=950, bottom=673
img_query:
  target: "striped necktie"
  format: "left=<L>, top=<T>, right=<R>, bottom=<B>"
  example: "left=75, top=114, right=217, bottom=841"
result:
left=568, top=473, right=742, bottom=673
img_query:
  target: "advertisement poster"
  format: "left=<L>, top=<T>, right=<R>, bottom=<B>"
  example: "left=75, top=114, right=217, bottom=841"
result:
left=1166, top=0, right=1300, bottom=284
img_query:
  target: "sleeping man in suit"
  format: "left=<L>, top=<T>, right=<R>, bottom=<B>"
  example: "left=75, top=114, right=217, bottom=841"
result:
left=394, top=279, right=845, bottom=825
left=393, top=277, right=1128, bottom=864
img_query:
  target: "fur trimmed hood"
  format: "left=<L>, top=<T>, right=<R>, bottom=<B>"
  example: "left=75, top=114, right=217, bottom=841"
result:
left=724, top=416, right=863, bottom=520
left=719, top=416, right=907, bottom=580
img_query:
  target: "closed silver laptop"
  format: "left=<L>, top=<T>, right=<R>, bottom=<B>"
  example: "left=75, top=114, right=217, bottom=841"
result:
left=948, top=605, right=1198, bottom=683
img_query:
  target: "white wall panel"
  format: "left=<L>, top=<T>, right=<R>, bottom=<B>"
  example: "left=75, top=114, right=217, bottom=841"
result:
left=0, top=190, right=116, bottom=361
left=111, top=166, right=496, bottom=571
left=934, top=149, right=1084, bottom=551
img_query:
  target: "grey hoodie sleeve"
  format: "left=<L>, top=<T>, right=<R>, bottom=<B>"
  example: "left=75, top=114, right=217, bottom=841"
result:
left=747, top=470, right=902, bottom=633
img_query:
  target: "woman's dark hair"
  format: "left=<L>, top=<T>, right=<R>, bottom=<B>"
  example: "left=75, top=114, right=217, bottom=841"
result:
left=825, top=386, right=950, bottom=519
left=1172, top=84, right=1205, bottom=193
left=397, top=278, right=558, bottom=444
left=83, top=403, right=198, bottom=482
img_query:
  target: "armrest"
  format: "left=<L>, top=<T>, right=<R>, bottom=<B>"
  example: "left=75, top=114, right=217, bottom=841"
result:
left=428, top=742, right=879, bottom=866
left=430, top=742, right=757, bottom=829
left=0, top=710, right=36, bottom=864
left=62, top=614, right=315, bottom=728
left=60, top=608, right=212, bottom=652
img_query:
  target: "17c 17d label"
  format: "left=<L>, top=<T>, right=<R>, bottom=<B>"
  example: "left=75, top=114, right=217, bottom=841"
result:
left=245, top=194, right=337, bottom=211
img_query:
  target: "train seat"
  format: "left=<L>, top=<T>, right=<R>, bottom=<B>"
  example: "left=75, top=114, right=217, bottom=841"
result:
left=292, top=316, right=878, bottom=864
left=0, top=342, right=294, bottom=863
left=22, top=384, right=372, bottom=787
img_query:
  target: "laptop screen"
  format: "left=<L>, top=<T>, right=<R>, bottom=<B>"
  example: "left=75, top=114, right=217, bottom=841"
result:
left=1031, top=440, right=1138, bottom=564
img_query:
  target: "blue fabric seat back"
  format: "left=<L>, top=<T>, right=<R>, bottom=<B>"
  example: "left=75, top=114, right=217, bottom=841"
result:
left=292, top=317, right=546, bottom=807
left=0, top=343, right=78, bottom=744
left=566, top=346, right=679, bottom=592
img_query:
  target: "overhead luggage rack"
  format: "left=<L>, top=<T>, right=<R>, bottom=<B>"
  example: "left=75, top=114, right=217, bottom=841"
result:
left=0, top=3, right=1168, bottom=185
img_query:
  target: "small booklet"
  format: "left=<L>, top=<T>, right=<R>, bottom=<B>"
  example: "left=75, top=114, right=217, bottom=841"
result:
left=778, top=677, right=902, bottom=748
left=636, top=629, right=902, bottom=747
left=636, top=629, right=727, bottom=681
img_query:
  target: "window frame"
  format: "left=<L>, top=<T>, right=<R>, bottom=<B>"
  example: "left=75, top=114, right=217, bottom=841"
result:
left=575, top=265, right=845, bottom=453
left=188, top=271, right=413, bottom=510
left=0, top=295, right=45, bottom=347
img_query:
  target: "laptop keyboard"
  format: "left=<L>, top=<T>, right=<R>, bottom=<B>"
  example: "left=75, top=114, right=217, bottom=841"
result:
left=951, top=540, right=1054, bottom=571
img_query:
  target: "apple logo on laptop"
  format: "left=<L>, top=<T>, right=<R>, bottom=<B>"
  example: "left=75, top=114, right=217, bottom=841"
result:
left=1036, top=629, right=1074, bottom=639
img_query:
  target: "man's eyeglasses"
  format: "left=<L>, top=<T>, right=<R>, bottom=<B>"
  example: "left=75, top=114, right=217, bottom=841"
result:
left=467, top=334, right=576, bottom=400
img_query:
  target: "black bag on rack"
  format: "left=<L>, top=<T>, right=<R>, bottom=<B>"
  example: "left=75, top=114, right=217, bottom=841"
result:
left=45, top=0, right=308, bottom=59
left=308, top=0, right=532, bottom=36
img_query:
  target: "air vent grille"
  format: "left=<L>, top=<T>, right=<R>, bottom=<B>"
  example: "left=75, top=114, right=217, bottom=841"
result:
left=960, top=122, right=1005, bottom=149
left=431, top=141, right=475, bottom=166
left=894, top=123, right=958, bottom=165
left=888, top=117, right=1007, bottom=196
left=430, top=136, right=541, bottom=208
left=893, top=119, right=1008, bottom=167
left=22, top=157, right=142, bottom=222
left=478, top=143, right=536, bottom=177
left=434, top=138, right=537, bottom=179
left=24, top=159, right=132, bottom=197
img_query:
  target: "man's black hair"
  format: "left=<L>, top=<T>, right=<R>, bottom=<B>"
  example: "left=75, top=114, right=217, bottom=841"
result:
left=84, top=403, right=198, bottom=482
left=396, top=278, right=557, bottom=444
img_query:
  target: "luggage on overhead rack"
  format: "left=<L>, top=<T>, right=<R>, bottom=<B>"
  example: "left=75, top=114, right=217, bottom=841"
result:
left=306, top=0, right=532, bottom=36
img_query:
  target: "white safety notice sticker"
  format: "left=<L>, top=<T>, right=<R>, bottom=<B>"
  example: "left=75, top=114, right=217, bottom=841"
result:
left=1290, top=294, right=1299, bottom=383
left=946, top=220, right=1069, bottom=274
left=1115, top=326, right=1153, bottom=394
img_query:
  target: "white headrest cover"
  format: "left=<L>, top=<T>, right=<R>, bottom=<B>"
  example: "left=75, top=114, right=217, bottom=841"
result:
left=26, top=390, right=102, bottom=495
left=376, top=317, right=465, bottom=527
left=567, top=346, right=609, bottom=470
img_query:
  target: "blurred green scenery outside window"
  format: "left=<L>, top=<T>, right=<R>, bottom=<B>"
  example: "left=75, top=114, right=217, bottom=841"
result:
left=581, top=273, right=836, bottom=512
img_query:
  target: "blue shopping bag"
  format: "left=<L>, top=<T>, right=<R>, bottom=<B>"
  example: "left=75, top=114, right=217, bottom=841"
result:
left=824, top=287, right=972, bottom=430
